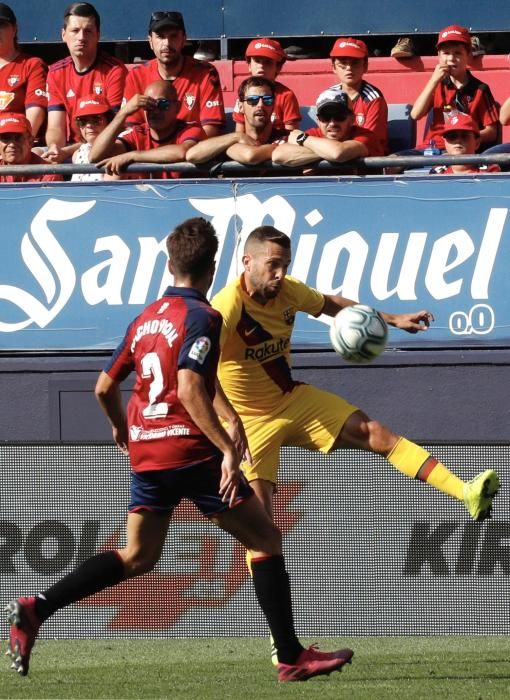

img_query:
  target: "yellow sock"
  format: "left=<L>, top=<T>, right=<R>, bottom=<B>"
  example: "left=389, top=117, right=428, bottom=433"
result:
left=245, top=549, right=253, bottom=575
left=387, top=437, right=464, bottom=501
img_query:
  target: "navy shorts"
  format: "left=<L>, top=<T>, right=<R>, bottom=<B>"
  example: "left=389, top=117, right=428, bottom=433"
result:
left=128, top=454, right=253, bottom=518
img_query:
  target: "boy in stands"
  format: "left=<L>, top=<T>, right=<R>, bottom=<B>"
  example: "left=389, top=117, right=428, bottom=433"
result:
left=411, top=25, right=499, bottom=151
left=232, top=38, right=301, bottom=133
left=328, top=37, right=388, bottom=156
left=431, top=112, right=500, bottom=174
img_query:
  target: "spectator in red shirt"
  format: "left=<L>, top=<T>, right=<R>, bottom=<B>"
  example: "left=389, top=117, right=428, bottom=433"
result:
left=89, top=80, right=205, bottom=179
left=45, top=2, right=127, bottom=163
left=187, top=77, right=286, bottom=167
left=272, top=88, right=377, bottom=172
left=232, top=38, right=301, bottom=133
left=431, top=112, right=500, bottom=174
left=123, top=11, right=225, bottom=136
left=411, top=25, right=499, bottom=151
left=0, top=3, right=47, bottom=139
left=0, top=113, right=63, bottom=182
left=328, top=37, right=388, bottom=156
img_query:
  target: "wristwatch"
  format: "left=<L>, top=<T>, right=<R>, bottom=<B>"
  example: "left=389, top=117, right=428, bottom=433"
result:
left=296, top=132, right=309, bottom=146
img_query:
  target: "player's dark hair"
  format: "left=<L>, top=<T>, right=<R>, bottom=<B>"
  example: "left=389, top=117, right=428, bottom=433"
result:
left=63, top=2, right=100, bottom=30
left=238, top=77, right=275, bottom=101
left=245, top=226, right=291, bottom=251
left=166, top=218, right=218, bottom=279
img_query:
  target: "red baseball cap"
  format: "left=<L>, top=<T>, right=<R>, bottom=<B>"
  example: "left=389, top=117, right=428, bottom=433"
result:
left=442, top=112, right=480, bottom=137
left=0, top=112, right=31, bottom=134
left=245, top=38, right=286, bottom=62
left=436, top=25, right=471, bottom=48
left=75, top=95, right=110, bottom=119
left=330, top=37, right=368, bottom=59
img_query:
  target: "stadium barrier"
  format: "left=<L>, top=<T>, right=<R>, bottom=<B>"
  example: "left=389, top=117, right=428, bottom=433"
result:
left=1, top=442, right=508, bottom=638
left=2, top=152, right=510, bottom=178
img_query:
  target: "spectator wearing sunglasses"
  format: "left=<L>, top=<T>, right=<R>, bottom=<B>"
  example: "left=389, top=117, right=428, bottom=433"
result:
left=89, top=80, right=205, bottom=179
left=45, top=2, right=127, bottom=163
left=272, top=88, right=377, bottom=172
left=71, top=95, right=112, bottom=181
left=410, top=25, right=498, bottom=151
left=232, top=38, right=301, bottom=133
left=187, top=77, right=286, bottom=167
left=123, top=11, right=225, bottom=137
left=328, top=38, right=387, bottom=156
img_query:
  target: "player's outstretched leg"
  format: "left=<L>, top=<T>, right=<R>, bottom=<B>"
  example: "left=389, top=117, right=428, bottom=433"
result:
left=338, top=413, right=500, bottom=521
left=5, top=597, right=41, bottom=676
left=386, top=437, right=500, bottom=521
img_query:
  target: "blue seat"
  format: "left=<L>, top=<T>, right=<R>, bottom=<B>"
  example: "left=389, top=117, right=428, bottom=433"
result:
left=387, top=103, right=416, bottom=153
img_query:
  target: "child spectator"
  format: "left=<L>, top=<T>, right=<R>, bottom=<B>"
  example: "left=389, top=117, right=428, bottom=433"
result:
left=431, top=112, right=500, bottom=174
left=232, top=38, right=301, bottom=133
left=411, top=25, right=499, bottom=151
left=329, top=37, right=388, bottom=156
left=71, top=95, right=112, bottom=181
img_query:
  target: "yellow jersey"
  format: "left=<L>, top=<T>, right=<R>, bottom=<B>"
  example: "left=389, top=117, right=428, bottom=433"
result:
left=211, top=275, right=325, bottom=415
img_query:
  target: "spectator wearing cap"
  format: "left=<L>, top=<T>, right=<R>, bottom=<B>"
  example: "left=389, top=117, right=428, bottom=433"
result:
left=329, top=37, right=388, bottom=156
left=431, top=112, right=500, bottom=174
left=89, top=80, right=205, bottom=179
left=232, top=38, right=301, bottom=133
left=45, top=2, right=127, bottom=163
left=186, top=77, right=286, bottom=167
left=0, top=113, right=63, bottom=182
left=0, top=3, right=47, bottom=139
left=123, top=11, right=224, bottom=137
left=272, top=88, right=378, bottom=172
left=71, top=95, right=112, bottom=181
left=411, top=25, right=499, bottom=151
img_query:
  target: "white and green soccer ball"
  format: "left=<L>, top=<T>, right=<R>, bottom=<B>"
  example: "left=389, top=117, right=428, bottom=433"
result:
left=329, top=304, right=388, bottom=363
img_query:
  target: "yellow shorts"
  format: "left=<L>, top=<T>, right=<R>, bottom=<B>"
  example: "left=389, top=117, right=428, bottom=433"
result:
left=241, top=383, right=358, bottom=484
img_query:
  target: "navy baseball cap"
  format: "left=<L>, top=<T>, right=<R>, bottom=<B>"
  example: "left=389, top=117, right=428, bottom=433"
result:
left=149, top=11, right=185, bottom=34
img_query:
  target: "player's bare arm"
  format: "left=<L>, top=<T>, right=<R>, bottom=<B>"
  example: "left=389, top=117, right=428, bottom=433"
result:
left=178, top=368, right=242, bottom=507
left=94, top=370, right=128, bottom=455
left=379, top=309, right=434, bottom=333
left=322, top=294, right=434, bottom=333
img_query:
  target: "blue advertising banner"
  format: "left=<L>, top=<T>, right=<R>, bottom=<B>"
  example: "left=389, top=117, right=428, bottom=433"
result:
left=1, top=176, right=509, bottom=351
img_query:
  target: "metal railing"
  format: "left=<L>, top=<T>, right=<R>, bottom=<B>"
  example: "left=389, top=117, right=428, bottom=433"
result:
left=2, top=153, right=510, bottom=178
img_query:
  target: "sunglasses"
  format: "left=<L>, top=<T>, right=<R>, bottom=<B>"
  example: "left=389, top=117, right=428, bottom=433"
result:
left=242, top=94, right=274, bottom=107
left=76, top=115, right=106, bottom=126
left=150, top=10, right=183, bottom=22
left=317, top=111, right=350, bottom=123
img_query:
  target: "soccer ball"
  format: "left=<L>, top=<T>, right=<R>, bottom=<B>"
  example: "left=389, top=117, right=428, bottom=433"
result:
left=329, top=304, right=388, bottom=363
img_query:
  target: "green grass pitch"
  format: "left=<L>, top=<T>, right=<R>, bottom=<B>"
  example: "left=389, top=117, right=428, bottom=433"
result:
left=1, top=636, right=509, bottom=699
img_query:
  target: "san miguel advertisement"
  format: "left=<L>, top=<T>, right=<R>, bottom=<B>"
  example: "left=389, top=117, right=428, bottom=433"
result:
left=1, top=176, right=509, bottom=350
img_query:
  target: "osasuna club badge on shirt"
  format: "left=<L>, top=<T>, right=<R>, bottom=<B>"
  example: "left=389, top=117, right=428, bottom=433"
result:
left=189, top=336, right=211, bottom=364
